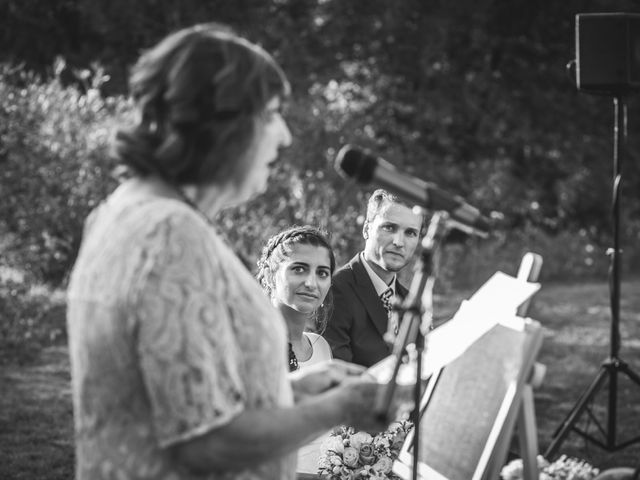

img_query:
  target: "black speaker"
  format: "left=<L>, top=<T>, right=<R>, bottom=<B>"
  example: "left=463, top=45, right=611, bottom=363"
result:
left=576, top=13, right=640, bottom=94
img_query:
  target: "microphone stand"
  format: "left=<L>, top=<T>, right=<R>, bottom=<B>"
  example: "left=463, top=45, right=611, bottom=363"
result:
left=374, top=211, right=451, bottom=480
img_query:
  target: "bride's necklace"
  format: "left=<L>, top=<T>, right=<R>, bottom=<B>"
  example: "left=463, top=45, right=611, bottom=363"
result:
left=289, top=334, right=314, bottom=372
left=288, top=343, right=299, bottom=371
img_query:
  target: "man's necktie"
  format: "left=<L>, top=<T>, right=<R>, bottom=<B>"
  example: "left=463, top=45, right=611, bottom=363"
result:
left=380, top=287, right=398, bottom=335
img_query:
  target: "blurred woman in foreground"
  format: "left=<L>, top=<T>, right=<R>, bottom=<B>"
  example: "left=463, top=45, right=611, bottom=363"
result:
left=67, top=23, right=398, bottom=480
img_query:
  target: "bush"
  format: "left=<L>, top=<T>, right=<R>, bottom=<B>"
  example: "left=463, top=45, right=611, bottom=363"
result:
left=0, top=267, right=66, bottom=365
left=0, top=61, right=124, bottom=284
left=1, top=58, right=637, bottom=294
left=440, top=223, right=615, bottom=292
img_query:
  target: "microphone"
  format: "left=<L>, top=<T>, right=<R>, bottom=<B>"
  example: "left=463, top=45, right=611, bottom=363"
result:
left=334, top=145, right=492, bottom=237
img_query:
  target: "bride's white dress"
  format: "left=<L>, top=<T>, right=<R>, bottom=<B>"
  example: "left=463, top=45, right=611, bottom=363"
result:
left=297, top=332, right=334, bottom=475
left=298, top=332, right=332, bottom=369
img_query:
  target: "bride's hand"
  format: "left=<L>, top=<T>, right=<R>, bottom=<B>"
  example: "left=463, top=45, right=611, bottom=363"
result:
left=289, top=360, right=367, bottom=400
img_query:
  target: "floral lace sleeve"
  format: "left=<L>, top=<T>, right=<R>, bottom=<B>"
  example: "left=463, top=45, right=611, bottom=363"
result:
left=132, top=213, right=247, bottom=448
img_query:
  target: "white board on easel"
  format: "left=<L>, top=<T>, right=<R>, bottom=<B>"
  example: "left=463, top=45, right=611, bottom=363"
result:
left=393, top=316, right=543, bottom=480
left=391, top=267, right=544, bottom=480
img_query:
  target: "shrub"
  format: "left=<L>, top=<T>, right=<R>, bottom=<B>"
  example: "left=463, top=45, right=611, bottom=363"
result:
left=440, top=223, right=617, bottom=292
left=1, top=59, right=635, bottom=293
left=0, top=267, right=66, bottom=365
left=0, top=60, right=124, bottom=284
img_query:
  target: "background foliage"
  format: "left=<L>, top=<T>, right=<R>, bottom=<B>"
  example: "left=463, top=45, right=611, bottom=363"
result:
left=3, top=2, right=640, bottom=473
left=2, top=0, right=640, bottom=294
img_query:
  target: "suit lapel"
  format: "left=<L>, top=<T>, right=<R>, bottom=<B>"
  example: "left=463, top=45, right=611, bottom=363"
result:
left=395, top=281, right=409, bottom=328
left=396, top=281, right=409, bottom=299
left=349, top=256, right=391, bottom=338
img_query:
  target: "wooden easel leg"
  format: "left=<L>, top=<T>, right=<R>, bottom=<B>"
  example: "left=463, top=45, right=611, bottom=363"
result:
left=518, top=384, right=539, bottom=480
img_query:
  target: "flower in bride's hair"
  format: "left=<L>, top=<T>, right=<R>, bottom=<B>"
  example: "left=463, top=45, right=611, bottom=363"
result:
left=342, top=447, right=359, bottom=467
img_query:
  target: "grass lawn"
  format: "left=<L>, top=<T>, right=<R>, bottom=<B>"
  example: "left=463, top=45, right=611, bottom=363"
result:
left=1, top=278, right=640, bottom=478
left=0, top=347, right=74, bottom=479
left=530, top=279, right=640, bottom=469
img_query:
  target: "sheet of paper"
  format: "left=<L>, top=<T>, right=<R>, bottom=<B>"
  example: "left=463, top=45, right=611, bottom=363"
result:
left=367, top=271, right=541, bottom=385
left=467, top=271, right=540, bottom=316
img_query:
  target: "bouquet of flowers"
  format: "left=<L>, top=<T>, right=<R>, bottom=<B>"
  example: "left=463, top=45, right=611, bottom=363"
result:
left=317, top=421, right=413, bottom=480
left=501, top=454, right=600, bottom=480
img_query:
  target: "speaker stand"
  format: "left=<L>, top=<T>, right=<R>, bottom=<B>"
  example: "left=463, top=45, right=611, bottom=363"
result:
left=544, top=95, right=640, bottom=458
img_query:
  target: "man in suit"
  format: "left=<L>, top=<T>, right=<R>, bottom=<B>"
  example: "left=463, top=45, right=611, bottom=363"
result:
left=324, top=189, right=424, bottom=367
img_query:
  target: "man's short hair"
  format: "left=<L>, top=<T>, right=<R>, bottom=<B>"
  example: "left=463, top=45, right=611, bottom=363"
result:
left=365, top=189, right=400, bottom=223
left=365, top=188, right=426, bottom=233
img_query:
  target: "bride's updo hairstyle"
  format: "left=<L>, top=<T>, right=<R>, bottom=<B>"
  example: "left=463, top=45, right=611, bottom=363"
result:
left=112, top=23, right=290, bottom=185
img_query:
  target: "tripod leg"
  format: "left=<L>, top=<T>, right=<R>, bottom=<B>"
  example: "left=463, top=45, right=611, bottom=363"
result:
left=619, top=361, right=640, bottom=387
left=606, top=365, right=618, bottom=449
left=544, top=366, right=608, bottom=458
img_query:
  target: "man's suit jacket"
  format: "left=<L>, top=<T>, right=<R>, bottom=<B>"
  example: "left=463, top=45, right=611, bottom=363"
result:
left=323, top=253, right=408, bottom=368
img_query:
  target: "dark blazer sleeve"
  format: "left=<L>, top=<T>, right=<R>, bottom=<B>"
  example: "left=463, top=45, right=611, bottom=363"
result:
left=323, top=271, right=355, bottom=363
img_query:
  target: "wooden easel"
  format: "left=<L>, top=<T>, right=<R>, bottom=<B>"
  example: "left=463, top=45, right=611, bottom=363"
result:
left=393, top=252, right=545, bottom=480
left=513, top=252, right=545, bottom=480
left=474, top=252, right=545, bottom=480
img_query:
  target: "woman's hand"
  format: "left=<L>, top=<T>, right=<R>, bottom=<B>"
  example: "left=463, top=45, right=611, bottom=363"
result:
left=289, top=359, right=365, bottom=400
left=328, top=377, right=415, bottom=434
left=172, top=364, right=415, bottom=473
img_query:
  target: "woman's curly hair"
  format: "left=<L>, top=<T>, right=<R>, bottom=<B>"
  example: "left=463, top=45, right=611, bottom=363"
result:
left=112, top=22, right=290, bottom=186
left=256, top=225, right=336, bottom=334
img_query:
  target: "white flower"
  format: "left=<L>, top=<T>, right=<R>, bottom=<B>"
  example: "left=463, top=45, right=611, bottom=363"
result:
left=374, top=435, right=391, bottom=449
left=500, top=455, right=599, bottom=480
left=537, top=455, right=550, bottom=469
left=322, top=436, right=345, bottom=455
left=319, top=422, right=414, bottom=479
left=350, top=431, right=374, bottom=449
left=369, top=471, right=387, bottom=480
left=500, top=458, right=523, bottom=480
left=318, top=454, right=330, bottom=469
left=372, top=456, right=393, bottom=474
left=342, top=446, right=359, bottom=467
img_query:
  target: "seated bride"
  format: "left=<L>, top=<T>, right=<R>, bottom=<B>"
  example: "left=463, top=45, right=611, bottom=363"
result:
left=257, top=225, right=414, bottom=478
left=257, top=225, right=334, bottom=371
